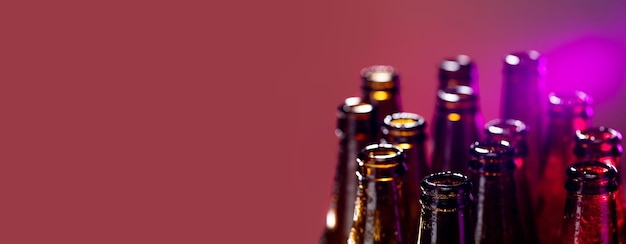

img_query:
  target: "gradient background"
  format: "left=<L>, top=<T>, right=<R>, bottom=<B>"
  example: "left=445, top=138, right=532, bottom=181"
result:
left=1, top=0, right=625, bottom=243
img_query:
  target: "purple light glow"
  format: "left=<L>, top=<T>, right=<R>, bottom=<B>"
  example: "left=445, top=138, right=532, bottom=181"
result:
left=545, top=36, right=626, bottom=104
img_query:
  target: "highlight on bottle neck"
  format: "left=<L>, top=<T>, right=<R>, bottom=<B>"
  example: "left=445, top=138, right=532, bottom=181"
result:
left=336, top=97, right=378, bottom=140
left=548, top=91, right=593, bottom=118
left=356, top=143, right=407, bottom=182
left=382, top=112, right=427, bottom=145
left=574, top=127, right=623, bottom=159
left=469, top=140, right=517, bottom=174
left=361, top=65, right=399, bottom=101
left=438, top=54, right=479, bottom=90
left=564, top=161, right=619, bottom=195
left=485, top=119, right=528, bottom=156
left=503, top=50, right=547, bottom=75
left=420, top=171, right=473, bottom=211
left=436, top=85, right=478, bottom=111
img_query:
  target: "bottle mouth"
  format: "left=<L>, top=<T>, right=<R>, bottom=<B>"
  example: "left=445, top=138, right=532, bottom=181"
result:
left=503, top=50, right=547, bottom=74
left=548, top=91, right=593, bottom=117
left=438, top=54, right=478, bottom=86
left=361, top=65, right=399, bottom=91
left=341, top=97, right=374, bottom=114
left=421, top=171, right=472, bottom=198
left=565, top=161, right=619, bottom=194
left=485, top=119, right=527, bottom=136
left=574, top=127, right=623, bottom=157
left=469, top=140, right=517, bottom=173
left=356, top=143, right=407, bottom=180
left=382, top=112, right=427, bottom=140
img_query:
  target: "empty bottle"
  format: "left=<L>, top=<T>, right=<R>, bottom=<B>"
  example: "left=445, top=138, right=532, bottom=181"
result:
left=468, top=140, right=525, bottom=244
left=382, top=112, right=429, bottom=244
left=560, top=161, right=619, bottom=244
left=574, top=127, right=625, bottom=242
left=500, top=50, right=548, bottom=191
left=536, top=91, right=593, bottom=244
left=484, top=119, right=539, bottom=243
left=349, top=144, right=406, bottom=244
left=417, top=171, right=474, bottom=244
left=320, top=97, right=379, bottom=244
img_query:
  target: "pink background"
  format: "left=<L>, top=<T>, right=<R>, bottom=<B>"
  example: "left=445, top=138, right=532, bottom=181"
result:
left=1, top=0, right=625, bottom=243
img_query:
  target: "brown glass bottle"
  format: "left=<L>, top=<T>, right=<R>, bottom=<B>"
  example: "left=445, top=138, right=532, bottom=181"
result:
left=484, top=119, right=539, bottom=244
left=574, top=127, right=625, bottom=242
left=320, top=97, right=379, bottom=244
left=560, top=161, right=619, bottom=244
left=468, top=140, right=525, bottom=244
left=431, top=85, right=483, bottom=174
left=382, top=112, right=429, bottom=244
left=536, top=91, right=593, bottom=244
left=361, top=65, right=402, bottom=140
left=348, top=144, right=406, bottom=244
left=500, top=50, right=548, bottom=191
left=417, top=171, right=474, bottom=244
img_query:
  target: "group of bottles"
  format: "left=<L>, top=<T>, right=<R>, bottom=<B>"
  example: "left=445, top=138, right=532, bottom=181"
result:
left=319, top=51, right=626, bottom=244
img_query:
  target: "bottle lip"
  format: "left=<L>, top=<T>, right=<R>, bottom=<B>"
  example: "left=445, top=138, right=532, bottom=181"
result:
left=361, top=65, right=399, bottom=91
left=383, top=112, right=426, bottom=130
left=574, top=127, right=623, bottom=157
left=436, top=86, right=478, bottom=111
left=575, top=126, right=622, bottom=144
left=421, top=171, right=472, bottom=197
left=548, top=91, right=593, bottom=117
left=485, top=119, right=527, bottom=136
left=338, top=97, right=375, bottom=115
left=469, top=140, right=517, bottom=173
left=565, top=161, right=619, bottom=194
left=438, top=54, right=477, bottom=81
left=502, top=50, right=547, bottom=74
left=356, top=143, right=407, bottom=179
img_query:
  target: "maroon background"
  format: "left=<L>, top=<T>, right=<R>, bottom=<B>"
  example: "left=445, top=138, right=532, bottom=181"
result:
left=1, top=1, right=625, bottom=243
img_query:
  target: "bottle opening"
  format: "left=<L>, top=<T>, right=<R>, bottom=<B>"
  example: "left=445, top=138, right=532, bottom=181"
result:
left=384, top=112, right=425, bottom=130
left=421, top=171, right=472, bottom=197
left=361, top=65, right=396, bottom=81
left=565, top=161, right=619, bottom=194
left=485, top=119, right=527, bottom=136
left=360, top=144, right=404, bottom=164
left=342, top=97, right=374, bottom=114
left=575, top=127, right=622, bottom=144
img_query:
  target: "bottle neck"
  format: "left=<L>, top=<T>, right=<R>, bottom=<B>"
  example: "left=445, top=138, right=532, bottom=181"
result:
left=419, top=189, right=473, bottom=244
left=350, top=177, right=403, bottom=244
left=560, top=193, right=618, bottom=244
left=431, top=111, right=481, bottom=173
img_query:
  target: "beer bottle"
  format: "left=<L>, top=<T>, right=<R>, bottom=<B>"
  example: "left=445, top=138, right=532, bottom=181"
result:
left=320, top=97, right=379, bottom=244
left=349, top=144, right=406, bottom=244
left=431, top=85, right=482, bottom=173
left=417, top=171, right=474, bottom=244
left=484, top=119, right=539, bottom=243
left=361, top=65, right=402, bottom=140
left=536, top=91, right=593, bottom=244
left=574, top=127, right=625, bottom=242
left=500, top=50, right=547, bottom=190
left=468, top=140, right=525, bottom=244
left=560, top=161, right=619, bottom=244
left=382, top=112, right=429, bottom=244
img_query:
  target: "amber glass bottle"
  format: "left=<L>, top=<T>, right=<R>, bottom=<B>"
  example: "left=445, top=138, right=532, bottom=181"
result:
left=320, top=97, right=379, bottom=244
left=574, top=127, right=625, bottom=242
left=536, top=91, right=593, bottom=244
left=349, top=144, right=406, bottom=244
left=431, top=85, right=482, bottom=174
left=500, top=50, right=547, bottom=190
left=361, top=65, right=402, bottom=140
left=431, top=55, right=484, bottom=174
left=382, top=112, right=429, bottom=244
left=417, top=171, right=474, bottom=244
left=484, top=119, right=538, bottom=243
left=468, top=140, right=525, bottom=244
left=560, top=161, right=619, bottom=244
